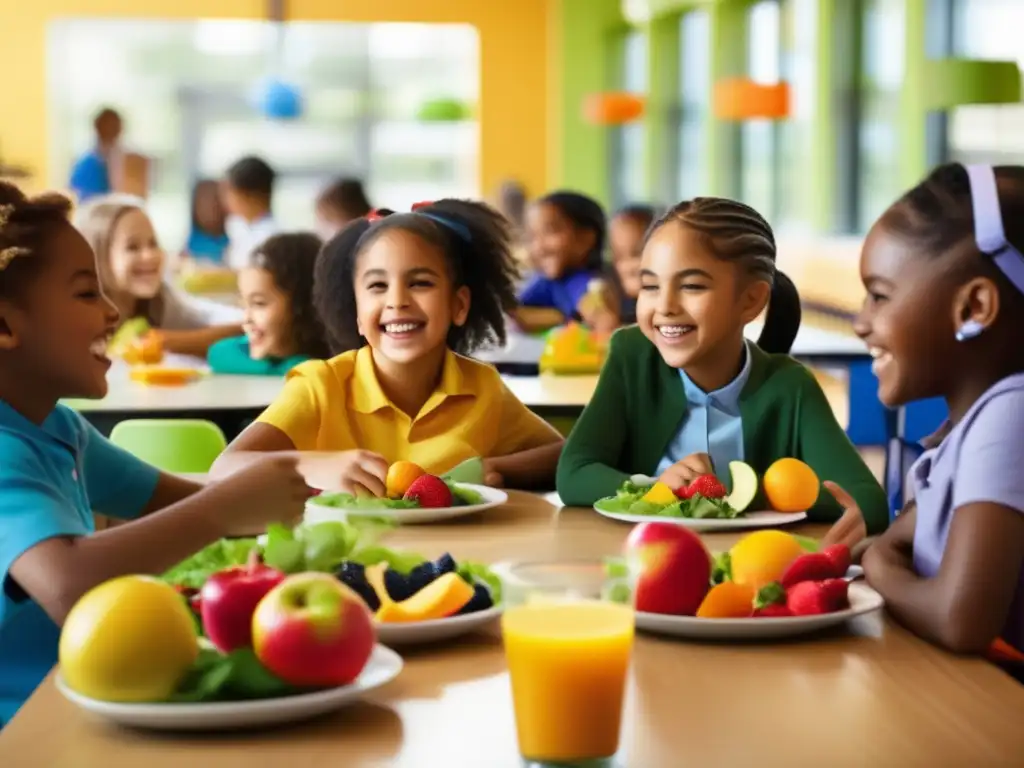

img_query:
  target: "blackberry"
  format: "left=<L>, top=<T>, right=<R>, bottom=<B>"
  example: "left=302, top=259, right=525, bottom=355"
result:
left=407, top=563, right=438, bottom=594
left=383, top=568, right=418, bottom=601
left=457, top=583, right=494, bottom=614
left=433, top=553, right=457, bottom=577
left=335, top=561, right=380, bottom=610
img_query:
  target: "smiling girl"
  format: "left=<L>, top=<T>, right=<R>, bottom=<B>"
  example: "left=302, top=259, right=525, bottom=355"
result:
left=824, top=164, right=1024, bottom=664
left=211, top=202, right=565, bottom=493
left=207, top=233, right=329, bottom=375
left=76, top=197, right=242, bottom=358
left=556, top=196, right=888, bottom=533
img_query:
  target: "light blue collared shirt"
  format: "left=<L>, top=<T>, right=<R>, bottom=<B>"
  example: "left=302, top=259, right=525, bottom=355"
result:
left=0, top=402, right=160, bottom=725
left=655, top=342, right=752, bottom=490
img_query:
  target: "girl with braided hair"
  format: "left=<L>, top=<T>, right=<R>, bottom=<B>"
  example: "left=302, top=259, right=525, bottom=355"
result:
left=557, top=196, right=888, bottom=535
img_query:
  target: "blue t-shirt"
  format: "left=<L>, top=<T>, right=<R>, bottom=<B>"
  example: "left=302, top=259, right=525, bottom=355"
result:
left=186, top=229, right=230, bottom=264
left=0, top=401, right=160, bottom=724
left=68, top=150, right=111, bottom=203
left=518, top=269, right=598, bottom=319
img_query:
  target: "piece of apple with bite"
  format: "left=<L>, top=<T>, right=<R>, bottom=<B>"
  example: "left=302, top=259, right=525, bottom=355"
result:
left=725, top=461, right=758, bottom=513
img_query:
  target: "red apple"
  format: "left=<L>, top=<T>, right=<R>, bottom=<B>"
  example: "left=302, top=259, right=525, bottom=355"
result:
left=252, top=572, right=376, bottom=688
left=199, top=552, right=285, bottom=653
left=625, top=522, right=712, bottom=615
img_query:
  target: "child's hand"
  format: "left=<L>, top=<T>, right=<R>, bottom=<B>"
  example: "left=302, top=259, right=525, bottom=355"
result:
left=658, top=453, right=714, bottom=491
left=821, top=481, right=868, bottom=550
left=481, top=458, right=504, bottom=488
left=329, top=450, right=389, bottom=497
left=215, top=454, right=313, bottom=535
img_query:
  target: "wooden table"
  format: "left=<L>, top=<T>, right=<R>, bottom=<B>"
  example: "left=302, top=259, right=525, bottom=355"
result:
left=4, top=493, right=1024, bottom=766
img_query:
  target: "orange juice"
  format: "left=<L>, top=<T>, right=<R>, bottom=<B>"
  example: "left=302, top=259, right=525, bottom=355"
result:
left=502, top=601, right=634, bottom=762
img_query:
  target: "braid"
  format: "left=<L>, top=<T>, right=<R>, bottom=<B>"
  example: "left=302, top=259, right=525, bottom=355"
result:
left=0, top=182, right=74, bottom=298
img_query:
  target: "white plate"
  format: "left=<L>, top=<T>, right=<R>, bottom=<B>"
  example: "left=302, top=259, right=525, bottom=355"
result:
left=56, top=644, right=403, bottom=731
left=635, top=582, right=884, bottom=640
left=375, top=605, right=503, bottom=646
left=305, top=484, right=508, bottom=525
left=593, top=500, right=807, bottom=532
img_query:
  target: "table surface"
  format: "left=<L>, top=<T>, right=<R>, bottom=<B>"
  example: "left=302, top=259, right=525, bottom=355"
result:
left=4, top=493, right=1024, bottom=767
left=65, top=369, right=599, bottom=414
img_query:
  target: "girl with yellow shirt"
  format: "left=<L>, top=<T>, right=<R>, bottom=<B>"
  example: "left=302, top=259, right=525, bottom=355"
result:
left=211, top=201, right=565, bottom=493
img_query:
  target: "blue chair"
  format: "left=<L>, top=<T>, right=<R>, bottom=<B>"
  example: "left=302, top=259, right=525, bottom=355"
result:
left=882, top=405, right=926, bottom=521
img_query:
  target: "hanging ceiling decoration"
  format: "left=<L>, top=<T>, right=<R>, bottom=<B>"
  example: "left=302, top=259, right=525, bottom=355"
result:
left=582, top=92, right=646, bottom=125
left=252, top=0, right=303, bottom=120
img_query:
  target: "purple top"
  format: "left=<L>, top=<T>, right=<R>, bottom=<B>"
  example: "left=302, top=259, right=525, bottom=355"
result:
left=518, top=269, right=598, bottom=319
left=909, top=372, right=1024, bottom=653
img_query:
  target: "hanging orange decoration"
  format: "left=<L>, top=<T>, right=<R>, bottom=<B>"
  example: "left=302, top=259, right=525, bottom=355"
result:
left=583, top=92, right=646, bottom=125
left=713, top=79, right=791, bottom=120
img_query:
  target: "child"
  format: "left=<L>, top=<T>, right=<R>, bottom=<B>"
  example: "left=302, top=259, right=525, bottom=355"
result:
left=0, top=181, right=313, bottom=724
left=517, top=191, right=619, bottom=333
left=210, top=201, right=565, bottom=492
left=828, top=163, right=1024, bottom=662
left=556, top=196, right=888, bottom=533
left=183, top=179, right=229, bottom=265
left=208, top=232, right=330, bottom=375
left=315, top=178, right=372, bottom=241
left=221, top=156, right=279, bottom=271
left=68, top=107, right=122, bottom=203
left=607, top=204, right=655, bottom=324
left=76, top=197, right=243, bottom=358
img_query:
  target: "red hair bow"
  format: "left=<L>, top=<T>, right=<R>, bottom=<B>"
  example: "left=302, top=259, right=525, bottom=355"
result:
left=366, top=209, right=387, bottom=222
left=410, top=201, right=434, bottom=212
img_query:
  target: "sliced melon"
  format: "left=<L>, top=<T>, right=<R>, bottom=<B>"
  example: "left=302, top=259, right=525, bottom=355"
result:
left=725, top=461, right=758, bottom=513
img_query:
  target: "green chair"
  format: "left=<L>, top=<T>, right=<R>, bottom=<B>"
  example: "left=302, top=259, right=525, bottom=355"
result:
left=108, top=419, right=227, bottom=473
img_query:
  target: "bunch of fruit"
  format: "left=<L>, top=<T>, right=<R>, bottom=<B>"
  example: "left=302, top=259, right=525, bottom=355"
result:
left=60, top=553, right=376, bottom=704
left=386, top=460, right=454, bottom=507
left=622, top=523, right=852, bottom=619
left=335, top=552, right=496, bottom=622
left=539, top=322, right=608, bottom=374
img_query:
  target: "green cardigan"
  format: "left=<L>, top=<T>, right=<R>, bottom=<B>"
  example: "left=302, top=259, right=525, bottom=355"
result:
left=555, top=326, right=889, bottom=533
left=207, top=336, right=310, bottom=376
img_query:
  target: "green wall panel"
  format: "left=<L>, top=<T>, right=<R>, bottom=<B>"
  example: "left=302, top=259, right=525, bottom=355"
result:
left=923, top=59, right=1022, bottom=110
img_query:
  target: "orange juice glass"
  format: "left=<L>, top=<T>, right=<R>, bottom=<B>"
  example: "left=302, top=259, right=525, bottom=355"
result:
left=503, top=601, right=634, bottom=763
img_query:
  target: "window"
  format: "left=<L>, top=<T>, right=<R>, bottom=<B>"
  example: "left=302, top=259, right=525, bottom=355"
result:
left=676, top=10, right=711, bottom=202
left=609, top=30, right=648, bottom=209
left=47, top=20, right=479, bottom=251
left=856, top=0, right=905, bottom=232
left=945, top=0, right=1024, bottom=166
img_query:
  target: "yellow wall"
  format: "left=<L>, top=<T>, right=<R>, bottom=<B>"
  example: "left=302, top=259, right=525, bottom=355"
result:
left=0, top=0, right=549, bottom=198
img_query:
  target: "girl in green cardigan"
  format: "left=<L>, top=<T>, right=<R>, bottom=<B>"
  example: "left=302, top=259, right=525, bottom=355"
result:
left=208, top=232, right=331, bottom=375
left=556, top=197, right=888, bottom=534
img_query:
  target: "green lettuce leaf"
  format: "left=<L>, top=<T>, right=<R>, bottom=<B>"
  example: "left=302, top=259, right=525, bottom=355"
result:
left=171, top=647, right=299, bottom=702
left=457, top=560, right=503, bottom=604
left=161, top=538, right=258, bottom=589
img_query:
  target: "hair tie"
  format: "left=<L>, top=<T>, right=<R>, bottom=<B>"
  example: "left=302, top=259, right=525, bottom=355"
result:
left=365, top=202, right=471, bottom=242
left=966, top=164, right=1024, bottom=295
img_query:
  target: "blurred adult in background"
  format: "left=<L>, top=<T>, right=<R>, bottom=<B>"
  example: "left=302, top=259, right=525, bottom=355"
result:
left=68, top=107, right=122, bottom=203
left=315, top=178, right=372, bottom=241
left=221, top=156, right=279, bottom=271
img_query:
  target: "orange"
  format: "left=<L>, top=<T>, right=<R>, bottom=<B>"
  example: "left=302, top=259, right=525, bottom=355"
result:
left=728, top=530, right=804, bottom=589
left=762, top=458, right=819, bottom=512
left=386, top=461, right=426, bottom=498
left=696, top=582, right=755, bottom=618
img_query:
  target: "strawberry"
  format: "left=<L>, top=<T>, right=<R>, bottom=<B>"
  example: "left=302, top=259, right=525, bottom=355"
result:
left=786, top=578, right=850, bottom=616
left=403, top=474, right=453, bottom=509
left=780, top=552, right=844, bottom=587
left=686, top=474, right=727, bottom=500
left=822, top=544, right=852, bottom=575
left=754, top=603, right=793, bottom=618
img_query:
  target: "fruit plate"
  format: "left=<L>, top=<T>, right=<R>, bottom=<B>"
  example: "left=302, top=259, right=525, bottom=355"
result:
left=635, top=582, right=884, bottom=640
left=592, top=499, right=807, bottom=532
left=55, top=644, right=402, bottom=731
left=375, top=604, right=503, bottom=646
left=305, top=484, right=509, bottom=525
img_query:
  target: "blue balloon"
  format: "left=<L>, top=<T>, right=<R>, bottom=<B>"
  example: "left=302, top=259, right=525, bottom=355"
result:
left=254, top=79, right=303, bottom=120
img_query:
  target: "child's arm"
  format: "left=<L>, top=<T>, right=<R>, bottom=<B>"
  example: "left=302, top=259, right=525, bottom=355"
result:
left=156, top=325, right=243, bottom=359
left=484, top=383, right=565, bottom=489
left=791, top=367, right=889, bottom=533
left=512, top=306, right=566, bottom=334
left=555, top=341, right=633, bottom=505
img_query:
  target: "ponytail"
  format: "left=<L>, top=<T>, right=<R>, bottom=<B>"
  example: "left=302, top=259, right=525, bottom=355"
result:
left=757, top=270, right=801, bottom=354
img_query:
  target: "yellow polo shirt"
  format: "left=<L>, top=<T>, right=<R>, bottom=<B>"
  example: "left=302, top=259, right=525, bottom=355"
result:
left=256, top=346, right=559, bottom=475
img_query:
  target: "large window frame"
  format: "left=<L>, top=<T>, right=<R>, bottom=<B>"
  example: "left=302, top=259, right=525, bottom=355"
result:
left=609, top=28, right=648, bottom=210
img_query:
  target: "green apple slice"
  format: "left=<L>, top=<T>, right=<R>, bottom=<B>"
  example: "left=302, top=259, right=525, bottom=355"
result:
left=725, top=461, right=758, bottom=513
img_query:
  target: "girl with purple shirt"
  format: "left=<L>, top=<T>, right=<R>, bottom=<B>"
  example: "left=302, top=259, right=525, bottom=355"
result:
left=829, top=163, right=1024, bottom=668
left=516, top=191, right=619, bottom=333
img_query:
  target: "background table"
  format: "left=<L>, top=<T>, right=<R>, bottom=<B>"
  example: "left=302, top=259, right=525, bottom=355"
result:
left=4, top=493, right=1024, bottom=767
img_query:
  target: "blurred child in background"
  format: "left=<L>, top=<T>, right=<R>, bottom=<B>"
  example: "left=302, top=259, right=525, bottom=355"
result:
left=182, top=179, right=229, bottom=265
left=76, top=197, right=242, bottom=358
left=315, top=178, right=372, bottom=242
left=208, top=232, right=329, bottom=375
left=517, top=191, right=618, bottom=333
left=221, top=156, right=279, bottom=271
left=68, top=107, right=122, bottom=203
left=607, top=204, right=656, bottom=324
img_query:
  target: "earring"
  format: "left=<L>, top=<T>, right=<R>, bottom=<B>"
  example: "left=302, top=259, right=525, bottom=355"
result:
left=955, top=319, right=985, bottom=342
